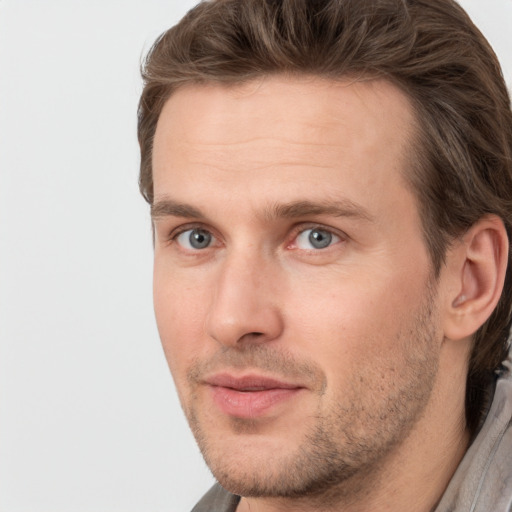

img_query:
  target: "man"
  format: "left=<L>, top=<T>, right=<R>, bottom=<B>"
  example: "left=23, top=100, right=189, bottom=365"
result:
left=138, top=0, right=512, bottom=510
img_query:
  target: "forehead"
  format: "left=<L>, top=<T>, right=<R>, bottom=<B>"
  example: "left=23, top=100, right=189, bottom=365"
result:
left=152, top=76, right=417, bottom=216
left=155, top=75, right=415, bottom=148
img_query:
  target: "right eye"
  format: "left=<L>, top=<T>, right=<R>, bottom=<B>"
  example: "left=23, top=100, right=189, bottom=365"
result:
left=175, top=228, right=214, bottom=250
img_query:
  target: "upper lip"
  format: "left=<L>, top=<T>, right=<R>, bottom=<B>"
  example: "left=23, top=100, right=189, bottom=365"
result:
left=204, top=373, right=303, bottom=391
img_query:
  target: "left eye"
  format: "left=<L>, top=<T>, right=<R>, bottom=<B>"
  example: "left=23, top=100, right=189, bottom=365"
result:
left=175, top=228, right=214, bottom=250
left=295, top=227, right=341, bottom=250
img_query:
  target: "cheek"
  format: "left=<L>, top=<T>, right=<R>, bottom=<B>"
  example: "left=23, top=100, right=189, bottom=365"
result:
left=153, top=264, right=211, bottom=378
left=284, top=268, right=430, bottom=380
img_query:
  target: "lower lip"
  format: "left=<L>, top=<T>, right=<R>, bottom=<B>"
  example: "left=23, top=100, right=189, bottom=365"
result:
left=209, top=386, right=302, bottom=419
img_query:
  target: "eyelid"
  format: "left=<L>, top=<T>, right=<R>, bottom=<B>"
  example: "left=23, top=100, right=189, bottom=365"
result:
left=177, top=228, right=212, bottom=250
left=287, top=223, right=347, bottom=250
left=159, top=220, right=347, bottom=252
left=165, top=222, right=221, bottom=249
left=167, top=222, right=206, bottom=238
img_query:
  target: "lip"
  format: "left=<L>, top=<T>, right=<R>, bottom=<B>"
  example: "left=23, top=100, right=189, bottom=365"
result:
left=204, top=373, right=304, bottom=419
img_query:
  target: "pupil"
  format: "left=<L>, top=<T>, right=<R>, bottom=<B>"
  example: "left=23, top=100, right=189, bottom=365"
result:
left=309, top=229, right=331, bottom=249
left=190, top=229, right=211, bottom=249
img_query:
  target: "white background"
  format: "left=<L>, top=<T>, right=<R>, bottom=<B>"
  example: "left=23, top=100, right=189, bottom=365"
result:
left=0, top=1, right=511, bottom=511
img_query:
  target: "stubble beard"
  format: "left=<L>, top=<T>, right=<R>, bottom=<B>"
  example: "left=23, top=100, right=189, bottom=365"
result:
left=182, top=289, right=440, bottom=505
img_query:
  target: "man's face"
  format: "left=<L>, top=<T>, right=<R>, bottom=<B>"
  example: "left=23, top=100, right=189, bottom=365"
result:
left=151, top=77, right=443, bottom=498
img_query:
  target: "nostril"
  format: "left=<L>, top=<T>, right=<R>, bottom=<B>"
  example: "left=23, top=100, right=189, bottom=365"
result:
left=236, top=332, right=265, bottom=344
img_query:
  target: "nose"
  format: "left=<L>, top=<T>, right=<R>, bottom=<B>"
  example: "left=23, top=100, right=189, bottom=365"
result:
left=205, top=250, right=284, bottom=347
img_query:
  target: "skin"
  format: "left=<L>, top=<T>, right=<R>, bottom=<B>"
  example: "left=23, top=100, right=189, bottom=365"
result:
left=151, top=77, right=475, bottom=512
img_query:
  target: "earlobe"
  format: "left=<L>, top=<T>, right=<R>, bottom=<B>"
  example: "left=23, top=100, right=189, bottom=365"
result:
left=443, top=215, right=509, bottom=341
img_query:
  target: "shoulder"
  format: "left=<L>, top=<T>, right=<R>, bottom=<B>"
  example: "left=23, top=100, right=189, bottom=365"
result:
left=436, top=352, right=512, bottom=512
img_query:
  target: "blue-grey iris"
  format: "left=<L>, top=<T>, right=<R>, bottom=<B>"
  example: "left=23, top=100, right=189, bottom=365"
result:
left=309, top=229, right=332, bottom=249
left=189, top=229, right=212, bottom=249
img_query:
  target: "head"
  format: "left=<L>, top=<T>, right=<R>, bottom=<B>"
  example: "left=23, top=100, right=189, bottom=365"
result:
left=138, top=0, right=512, bottom=502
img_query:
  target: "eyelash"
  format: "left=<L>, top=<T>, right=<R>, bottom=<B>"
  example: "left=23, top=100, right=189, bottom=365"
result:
left=167, top=223, right=218, bottom=245
left=287, top=223, right=345, bottom=251
left=166, top=223, right=346, bottom=252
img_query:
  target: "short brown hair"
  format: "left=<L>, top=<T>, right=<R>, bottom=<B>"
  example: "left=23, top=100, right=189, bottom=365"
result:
left=138, top=0, right=512, bottom=432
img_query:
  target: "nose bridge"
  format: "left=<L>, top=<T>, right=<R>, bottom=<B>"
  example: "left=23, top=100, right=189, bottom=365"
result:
left=205, top=243, right=283, bottom=346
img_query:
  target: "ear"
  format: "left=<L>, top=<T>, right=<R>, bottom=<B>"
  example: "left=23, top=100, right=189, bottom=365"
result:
left=442, top=215, right=509, bottom=341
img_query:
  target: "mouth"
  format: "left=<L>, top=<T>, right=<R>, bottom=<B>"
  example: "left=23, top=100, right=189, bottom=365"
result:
left=204, top=373, right=305, bottom=419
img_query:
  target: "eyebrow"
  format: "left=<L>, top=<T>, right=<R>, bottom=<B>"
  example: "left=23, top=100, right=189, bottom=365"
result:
left=151, top=199, right=203, bottom=220
left=263, top=199, right=373, bottom=222
left=150, top=198, right=373, bottom=222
